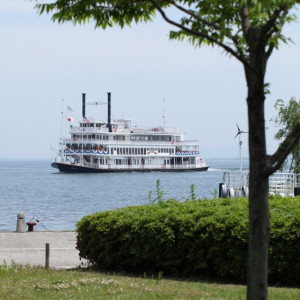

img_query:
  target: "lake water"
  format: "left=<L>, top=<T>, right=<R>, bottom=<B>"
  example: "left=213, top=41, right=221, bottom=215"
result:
left=0, top=158, right=248, bottom=231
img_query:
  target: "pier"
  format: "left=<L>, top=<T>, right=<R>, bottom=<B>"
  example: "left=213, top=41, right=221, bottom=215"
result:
left=219, top=171, right=300, bottom=198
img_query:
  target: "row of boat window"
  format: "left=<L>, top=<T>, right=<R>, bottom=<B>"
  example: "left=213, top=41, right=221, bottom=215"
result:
left=114, top=148, right=147, bottom=155
left=74, top=157, right=196, bottom=166
left=72, top=134, right=109, bottom=140
left=80, top=123, right=103, bottom=128
left=130, top=135, right=175, bottom=141
left=112, top=148, right=174, bottom=155
left=71, top=134, right=178, bottom=142
left=66, top=144, right=174, bottom=155
left=112, top=159, right=171, bottom=165
left=114, top=159, right=141, bottom=165
left=113, top=135, right=126, bottom=140
left=89, top=157, right=195, bottom=166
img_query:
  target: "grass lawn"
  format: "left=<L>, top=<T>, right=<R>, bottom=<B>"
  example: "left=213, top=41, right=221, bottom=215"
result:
left=0, top=264, right=299, bottom=299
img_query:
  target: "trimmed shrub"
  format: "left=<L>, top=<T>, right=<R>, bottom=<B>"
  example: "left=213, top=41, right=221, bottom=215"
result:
left=76, top=196, right=300, bottom=285
left=268, top=196, right=300, bottom=285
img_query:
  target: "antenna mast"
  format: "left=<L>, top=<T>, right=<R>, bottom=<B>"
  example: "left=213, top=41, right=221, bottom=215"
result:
left=234, top=123, right=247, bottom=193
left=162, top=98, right=166, bottom=128
left=61, top=99, right=65, bottom=162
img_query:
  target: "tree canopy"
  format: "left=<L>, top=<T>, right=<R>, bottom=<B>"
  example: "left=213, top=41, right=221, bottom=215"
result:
left=273, top=97, right=300, bottom=173
left=36, top=0, right=299, bottom=69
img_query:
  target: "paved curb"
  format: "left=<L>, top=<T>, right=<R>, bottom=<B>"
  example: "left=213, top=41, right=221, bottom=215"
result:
left=0, top=231, right=86, bottom=269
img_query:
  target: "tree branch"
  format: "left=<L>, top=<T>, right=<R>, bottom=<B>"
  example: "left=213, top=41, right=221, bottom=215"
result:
left=240, top=4, right=250, bottom=41
left=265, top=9, right=289, bottom=60
left=165, top=0, right=222, bottom=32
left=164, top=0, right=247, bottom=61
left=150, top=0, right=252, bottom=69
left=265, top=43, right=275, bottom=61
left=266, top=123, right=300, bottom=176
left=261, top=8, right=283, bottom=37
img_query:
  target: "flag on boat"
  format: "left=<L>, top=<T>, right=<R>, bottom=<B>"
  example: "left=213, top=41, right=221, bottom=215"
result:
left=67, top=117, right=73, bottom=122
left=83, top=117, right=89, bottom=122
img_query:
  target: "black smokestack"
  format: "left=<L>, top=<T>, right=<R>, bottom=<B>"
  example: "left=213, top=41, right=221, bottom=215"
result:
left=107, top=92, right=112, bottom=132
left=82, top=93, right=86, bottom=119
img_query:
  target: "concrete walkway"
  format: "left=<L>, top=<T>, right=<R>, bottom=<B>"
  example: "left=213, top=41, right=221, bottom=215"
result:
left=0, top=231, right=86, bottom=269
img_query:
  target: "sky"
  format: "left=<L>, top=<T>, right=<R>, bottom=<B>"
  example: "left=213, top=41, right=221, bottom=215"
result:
left=0, top=0, right=299, bottom=160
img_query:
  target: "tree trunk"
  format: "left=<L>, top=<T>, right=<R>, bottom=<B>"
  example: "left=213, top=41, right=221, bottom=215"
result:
left=245, top=61, right=269, bottom=300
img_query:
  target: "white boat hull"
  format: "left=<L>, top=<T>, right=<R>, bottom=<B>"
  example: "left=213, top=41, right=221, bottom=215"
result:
left=52, top=162, right=209, bottom=173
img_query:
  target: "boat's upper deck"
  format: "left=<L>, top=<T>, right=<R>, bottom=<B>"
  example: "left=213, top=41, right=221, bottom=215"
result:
left=70, top=118, right=180, bottom=134
left=69, top=118, right=187, bottom=140
left=65, top=118, right=200, bottom=149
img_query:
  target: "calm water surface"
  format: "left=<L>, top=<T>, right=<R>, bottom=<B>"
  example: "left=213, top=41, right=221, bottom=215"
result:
left=0, top=158, right=248, bottom=231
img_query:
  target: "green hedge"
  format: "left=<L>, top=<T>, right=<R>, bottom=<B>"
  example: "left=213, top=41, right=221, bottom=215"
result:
left=76, top=196, right=300, bottom=285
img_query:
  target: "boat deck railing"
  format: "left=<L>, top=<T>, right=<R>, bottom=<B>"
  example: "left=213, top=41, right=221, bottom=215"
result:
left=53, top=159, right=206, bottom=170
left=69, top=125, right=181, bottom=135
left=220, top=171, right=300, bottom=198
left=64, top=138, right=200, bottom=146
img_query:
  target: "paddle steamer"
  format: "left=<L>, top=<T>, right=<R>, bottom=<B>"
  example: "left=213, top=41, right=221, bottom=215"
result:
left=51, top=93, right=209, bottom=173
